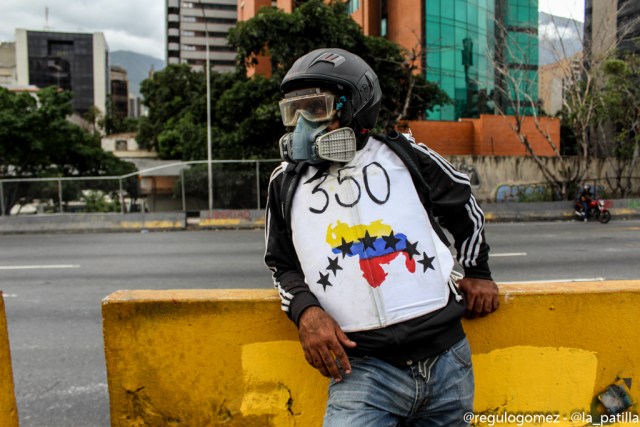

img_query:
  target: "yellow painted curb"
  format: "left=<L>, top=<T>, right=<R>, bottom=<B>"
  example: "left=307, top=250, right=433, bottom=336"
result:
left=0, top=292, right=19, bottom=427
left=119, top=220, right=183, bottom=229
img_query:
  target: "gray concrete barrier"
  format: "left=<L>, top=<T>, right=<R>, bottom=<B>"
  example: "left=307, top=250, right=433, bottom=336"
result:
left=1, top=199, right=638, bottom=234
left=0, top=212, right=187, bottom=234
left=481, top=199, right=640, bottom=222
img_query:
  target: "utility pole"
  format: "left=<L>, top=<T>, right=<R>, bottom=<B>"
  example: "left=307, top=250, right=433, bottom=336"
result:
left=206, top=24, right=213, bottom=211
left=198, top=0, right=214, bottom=211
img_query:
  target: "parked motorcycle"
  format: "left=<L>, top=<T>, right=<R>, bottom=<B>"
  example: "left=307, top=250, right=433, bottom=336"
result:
left=574, top=199, right=612, bottom=223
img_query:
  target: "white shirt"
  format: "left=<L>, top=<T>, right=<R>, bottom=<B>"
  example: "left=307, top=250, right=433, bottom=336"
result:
left=290, top=138, right=453, bottom=332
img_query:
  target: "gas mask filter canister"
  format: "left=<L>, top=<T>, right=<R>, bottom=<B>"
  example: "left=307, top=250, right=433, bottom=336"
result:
left=279, top=116, right=357, bottom=164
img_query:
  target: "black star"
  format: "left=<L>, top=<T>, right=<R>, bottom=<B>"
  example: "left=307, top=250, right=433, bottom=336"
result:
left=382, top=231, right=401, bottom=250
left=360, top=230, right=377, bottom=250
left=317, top=272, right=333, bottom=291
left=405, top=240, right=420, bottom=260
left=336, top=238, right=353, bottom=258
left=326, top=256, right=342, bottom=276
left=418, top=252, right=436, bottom=272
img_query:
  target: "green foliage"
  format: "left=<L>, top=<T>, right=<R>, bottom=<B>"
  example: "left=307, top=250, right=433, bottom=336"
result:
left=0, top=86, right=136, bottom=177
left=229, top=0, right=450, bottom=130
left=176, top=163, right=273, bottom=209
left=139, top=0, right=449, bottom=161
left=101, top=96, right=139, bottom=135
left=0, top=86, right=136, bottom=213
left=229, top=0, right=366, bottom=78
left=600, top=53, right=640, bottom=160
left=81, top=190, right=121, bottom=213
left=515, top=185, right=555, bottom=202
left=597, top=51, right=640, bottom=197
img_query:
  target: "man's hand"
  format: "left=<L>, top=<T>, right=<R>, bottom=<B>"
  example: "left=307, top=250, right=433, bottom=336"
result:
left=457, top=277, right=500, bottom=318
left=298, top=306, right=357, bottom=381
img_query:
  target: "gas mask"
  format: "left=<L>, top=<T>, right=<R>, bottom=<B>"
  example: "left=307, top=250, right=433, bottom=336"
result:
left=278, top=89, right=357, bottom=164
left=279, top=117, right=356, bottom=164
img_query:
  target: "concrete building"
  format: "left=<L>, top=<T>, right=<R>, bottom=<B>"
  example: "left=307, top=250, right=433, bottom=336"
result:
left=238, top=0, right=538, bottom=122
left=101, top=132, right=157, bottom=159
left=538, top=53, right=582, bottom=116
left=14, top=29, right=109, bottom=116
left=585, top=0, right=640, bottom=59
left=110, top=65, right=129, bottom=119
left=0, top=42, right=16, bottom=86
left=166, top=0, right=237, bottom=72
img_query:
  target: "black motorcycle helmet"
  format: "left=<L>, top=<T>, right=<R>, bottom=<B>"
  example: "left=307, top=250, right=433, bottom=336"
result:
left=281, top=48, right=382, bottom=140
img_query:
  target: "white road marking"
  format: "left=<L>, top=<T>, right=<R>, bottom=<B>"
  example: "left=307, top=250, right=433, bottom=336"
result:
left=498, top=277, right=605, bottom=284
left=492, top=252, right=527, bottom=257
left=0, top=264, right=80, bottom=270
left=1, top=294, right=18, bottom=298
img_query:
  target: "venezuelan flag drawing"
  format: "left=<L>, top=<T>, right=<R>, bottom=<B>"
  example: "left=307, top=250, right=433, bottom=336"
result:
left=325, top=220, right=430, bottom=288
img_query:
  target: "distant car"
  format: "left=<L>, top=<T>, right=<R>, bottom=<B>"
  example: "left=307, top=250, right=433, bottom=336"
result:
left=10, top=203, right=38, bottom=215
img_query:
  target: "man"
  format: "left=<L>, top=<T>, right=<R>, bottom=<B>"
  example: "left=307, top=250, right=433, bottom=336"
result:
left=577, top=184, right=593, bottom=222
left=264, top=48, right=499, bottom=426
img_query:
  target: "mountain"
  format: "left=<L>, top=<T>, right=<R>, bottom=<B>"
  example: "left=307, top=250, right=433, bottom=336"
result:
left=539, top=12, right=584, bottom=65
left=110, top=51, right=165, bottom=97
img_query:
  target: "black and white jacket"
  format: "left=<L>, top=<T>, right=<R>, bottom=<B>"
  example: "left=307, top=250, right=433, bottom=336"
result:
left=264, top=131, right=492, bottom=366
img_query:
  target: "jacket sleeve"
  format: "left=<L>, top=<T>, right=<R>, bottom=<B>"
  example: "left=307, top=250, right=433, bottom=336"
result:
left=264, top=164, right=322, bottom=326
left=412, top=143, right=493, bottom=280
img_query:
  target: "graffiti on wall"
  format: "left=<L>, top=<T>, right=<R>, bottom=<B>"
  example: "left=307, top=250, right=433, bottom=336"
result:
left=495, top=184, right=548, bottom=203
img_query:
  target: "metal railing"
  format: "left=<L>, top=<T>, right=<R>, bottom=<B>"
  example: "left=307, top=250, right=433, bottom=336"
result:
left=0, top=159, right=281, bottom=216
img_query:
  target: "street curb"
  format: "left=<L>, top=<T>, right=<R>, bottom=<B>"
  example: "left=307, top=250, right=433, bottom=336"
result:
left=1, top=200, right=639, bottom=233
left=0, top=212, right=187, bottom=234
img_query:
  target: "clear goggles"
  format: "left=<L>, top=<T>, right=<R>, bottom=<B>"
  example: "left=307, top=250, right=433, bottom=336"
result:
left=279, top=92, right=336, bottom=127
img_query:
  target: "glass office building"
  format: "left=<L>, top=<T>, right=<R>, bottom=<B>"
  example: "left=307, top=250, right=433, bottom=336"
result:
left=15, top=29, right=109, bottom=116
left=425, top=0, right=538, bottom=121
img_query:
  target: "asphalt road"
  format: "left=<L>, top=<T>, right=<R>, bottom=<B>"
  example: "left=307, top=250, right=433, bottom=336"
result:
left=1, top=220, right=639, bottom=426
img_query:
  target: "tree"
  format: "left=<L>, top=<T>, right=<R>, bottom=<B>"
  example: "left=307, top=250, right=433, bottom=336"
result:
left=101, top=96, right=138, bottom=136
left=599, top=52, right=640, bottom=197
left=139, top=0, right=450, bottom=162
left=0, top=86, right=136, bottom=213
left=0, top=87, right=134, bottom=177
left=138, top=64, right=208, bottom=159
left=228, top=0, right=449, bottom=131
left=490, top=4, right=640, bottom=200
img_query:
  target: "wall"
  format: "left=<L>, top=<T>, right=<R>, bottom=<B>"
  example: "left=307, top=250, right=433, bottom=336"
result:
left=0, top=212, right=186, bottom=234
left=443, top=156, right=640, bottom=202
left=0, top=292, right=19, bottom=427
left=93, top=32, right=108, bottom=115
left=386, top=0, right=422, bottom=56
left=471, top=115, right=561, bottom=157
left=407, top=115, right=561, bottom=157
left=405, top=120, right=475, bottom=155
left=14, top=29, right=28, bottom=86
left=103, top=282, right=640, bottom=426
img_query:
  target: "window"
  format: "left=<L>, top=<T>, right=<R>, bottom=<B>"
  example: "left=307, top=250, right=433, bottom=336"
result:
left=182, top=16, right=196, bottom=23
left=182, top=30, right=195, bottom=37
left=346, top=0, right=359, bottom=14
left=115, top=140, right=128, bottom=151
left=182, top=2, right=193, bottom=8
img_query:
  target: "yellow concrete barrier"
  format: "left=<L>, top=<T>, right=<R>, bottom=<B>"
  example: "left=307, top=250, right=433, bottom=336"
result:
left=0, top=292, right=19, bottom=427
left=102, top=282, right=640, bottom=426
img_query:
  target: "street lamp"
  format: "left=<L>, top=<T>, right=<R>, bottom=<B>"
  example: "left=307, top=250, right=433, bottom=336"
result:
left=197, top=0, right=214, bottom=211
left=205, top=23, right=213, bottom=211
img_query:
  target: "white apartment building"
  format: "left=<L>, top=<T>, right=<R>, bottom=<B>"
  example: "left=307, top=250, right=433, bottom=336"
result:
left=166, top=0, right=238, bottom=72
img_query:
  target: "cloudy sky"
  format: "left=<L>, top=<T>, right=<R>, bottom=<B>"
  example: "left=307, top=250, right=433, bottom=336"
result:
left=0, top=0, right=585, bottom=61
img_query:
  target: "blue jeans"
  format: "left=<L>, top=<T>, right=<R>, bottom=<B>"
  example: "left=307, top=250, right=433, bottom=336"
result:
left=324, top=337, right=474, bottom=427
